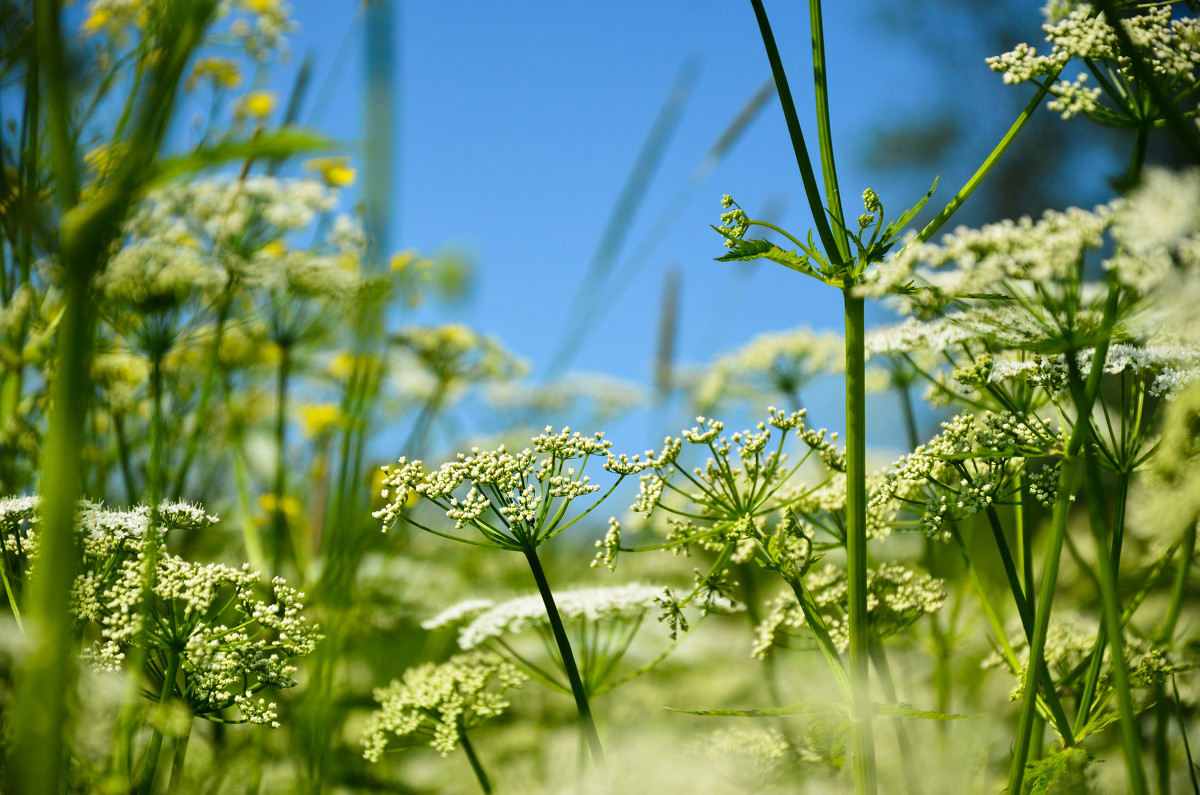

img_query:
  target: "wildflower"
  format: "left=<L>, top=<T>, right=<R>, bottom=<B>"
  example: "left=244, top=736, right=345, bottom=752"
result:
left=304, top=157, right=356, bottom=187
left=362, top=652, right=525, bottom=760
left=238, top=90, right=277, bottom=119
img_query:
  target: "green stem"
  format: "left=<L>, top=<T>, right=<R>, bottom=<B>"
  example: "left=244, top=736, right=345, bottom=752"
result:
left=807, top=0, right=848, bottom=263
left=522, top=544, right=605, bottom=767
left=1007, top=285, right=1120, bottom=793
left=138, top=649, right=182, bottom=795
left=169, top=293, right=232, bottom=501
left=271, top=343, right=291, bottom=577
left=747, top=0, right=840, bottom=260
left=868, top=641, right=919, bottom=795
left=843, top=289, right=877, bottom=795
left=1078, top=446, right=1146, bottom=792
left=782, top=574, right=853, bottom=703
left=4, top=4, right=86, bottom=792
left=917, top=65, right=1063, bottom=244
left=166, top=716, right=193, bottom=793
left=1074, top=473, right=1130, bottom=737
left=1158, top=520, right=1195, bottom=646
left=1154, top=684, right=1170, bottom=795
left=459, top=728, right=493, bottom=794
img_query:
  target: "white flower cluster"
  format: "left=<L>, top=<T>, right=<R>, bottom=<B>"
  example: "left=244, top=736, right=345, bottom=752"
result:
left=486, top=372, right=645, bottom=425
left=361, top=651, right=526, bottom=761
left=390, top=323, right=528, bottom=401
left=0, top=496, right=317, bottom=728
left=375, top=427, right=659, bottom=549
left=863, top=205, right=1114, bottom=308
left=691, top=327, right=843, bottom=411
left=870, top=411, right=1062, bottom=538
left=82, top=0, right=296, bottom=64
left=452, top=584, right=665, bottom=651
left=753, top=563, right=945, bottom=656
left=98, top=176, right=363, bottom=311
left=987, top=5, right=1200, bottom=120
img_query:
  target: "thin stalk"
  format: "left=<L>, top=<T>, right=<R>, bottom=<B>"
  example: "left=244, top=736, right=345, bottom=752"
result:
left=984, top=505, right=1034, bottom=631
left=917, top=65, right=1063, bottom=244
left=1074, top=473, right=1130, bottom=736
left=807, top=0, right=849, bottom=262
left=1079, top=448, right=1146, bottom=792
left=271, top=343, right=291, bottom=577
left=138, top=649, right=182, bottom=795
left=521, top=544, right=605, bottom=767
left=1007, top=286, right=1120, bottom=794
left=1154, top=685, right=1170, bottom=795
left=166, top=716, right=193, bottom=793
left=782, top=575, right=853, bottom=703
left=169, top=293, right=232, bottom=501
left=950, top=523, right=1071, bottom=738
left=868, top=642, right=919, bottom=795
left=460, top=728, right=493, bottom=794
left=1158, top=519, right=1195, bottom=647
left=843, top=289, right=877, bottom=795
left=747, top=0, right=840, bottom=259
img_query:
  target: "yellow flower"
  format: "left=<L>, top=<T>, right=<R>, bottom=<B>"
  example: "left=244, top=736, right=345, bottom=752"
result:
left=239, top=91, right=276, bottom=119
left=298, top=403, right=346, bottom=439
left=305, top=157, right=356, bottom=188
left=259, top=493, right=303, bottom=522
left=82, top=8, right=112, bottom=33
left=329, top=351, right=383, bottom=381
left=261, top=239, right=288, bottom=258
left=188, top=57, right=243, bottom=91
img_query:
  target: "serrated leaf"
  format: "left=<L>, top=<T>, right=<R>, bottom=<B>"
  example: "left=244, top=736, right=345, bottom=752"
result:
left=872, top=701, right=975, bottom=720
left=669, top=698, right=847, bottom=719
left=715, top=238, right=819, bottom=279
left=149, top=127, right=332, bottom=186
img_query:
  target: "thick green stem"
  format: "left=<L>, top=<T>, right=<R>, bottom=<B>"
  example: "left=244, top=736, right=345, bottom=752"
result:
left=522, top=545, right=605, bottom=767
left=1007, top=286, right=1120, bottom=793
left=138, top=650, right=182, bottom=795
left=4, top=4, right=86, bottom=792
left=460, top=728, right=493, bottom=794
left=843, top=289, right=877, bottom=795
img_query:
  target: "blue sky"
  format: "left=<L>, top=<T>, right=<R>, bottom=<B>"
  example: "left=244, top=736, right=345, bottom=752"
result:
left=262, top=2, right=1053, bottom=450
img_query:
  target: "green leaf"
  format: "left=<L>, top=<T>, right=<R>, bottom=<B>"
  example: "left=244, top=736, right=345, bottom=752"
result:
left=872, top=701, right=976, bottom=720
left=148, top=127, right=332, bottom=187
left=669, top=698, right=847, bottom=719
left=714, top=237, right=819, bottom=279
left=883, top=176, right=939, bottom=240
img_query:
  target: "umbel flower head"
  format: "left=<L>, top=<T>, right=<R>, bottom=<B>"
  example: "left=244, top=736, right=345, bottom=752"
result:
left=425, top=584, right=683, bottom=697
left=0, top=496, right=319, bottom=727
left=374, top=427, right=674, bottom=550
left=362, top=651, right=526, bottom=760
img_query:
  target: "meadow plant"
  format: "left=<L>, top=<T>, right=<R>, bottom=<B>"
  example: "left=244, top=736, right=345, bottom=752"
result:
left=3, top=1, right=1200, bottom=793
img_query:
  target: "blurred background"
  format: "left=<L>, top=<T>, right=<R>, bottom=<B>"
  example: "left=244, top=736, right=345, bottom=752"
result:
left=232, top=0, right=1136, bottom=456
